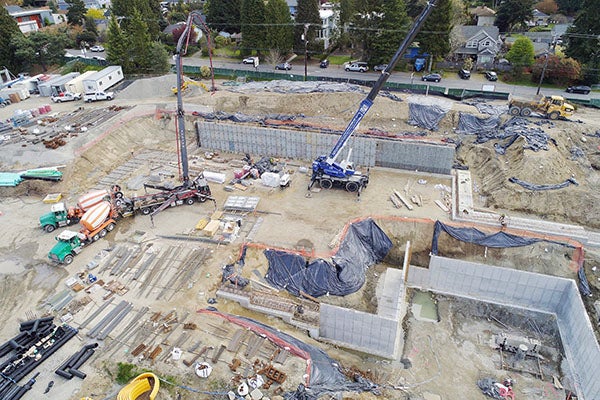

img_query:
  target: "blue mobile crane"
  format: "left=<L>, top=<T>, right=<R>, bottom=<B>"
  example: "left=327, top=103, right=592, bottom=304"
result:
left=309, top=0, right=438, bottom=195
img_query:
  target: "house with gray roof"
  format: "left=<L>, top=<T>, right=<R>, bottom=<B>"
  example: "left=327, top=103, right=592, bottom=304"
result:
left=468, top=6, right=495, bottom=27
left=452, top=25, right=501, bottom=67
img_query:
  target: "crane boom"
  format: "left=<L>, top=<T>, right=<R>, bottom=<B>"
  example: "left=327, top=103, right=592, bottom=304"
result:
left=324, top=0, right=438, bottom=166
left=174, top=11, right=215, bottom=185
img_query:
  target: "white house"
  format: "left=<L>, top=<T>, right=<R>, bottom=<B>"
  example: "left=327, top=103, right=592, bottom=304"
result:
left=453, top=25, right=501, bottom=67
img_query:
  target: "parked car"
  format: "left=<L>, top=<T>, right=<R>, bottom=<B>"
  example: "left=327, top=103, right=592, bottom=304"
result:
left=242, top=57, right=257, bottom=65
left=83, top=91, right=114, bottom=102
left=484, top=71, right=498, bottom=81
left=458, top=69, right=471, bottom=79
left=421, top=73, right=442, bottom=82
left=374, top=64, right=388, bottom=72
left=566, top=85, right=591, bottom=95
left=319, top=59, right=329, bottom=68
left=345, top=62, right=369, bottom=72
left=51, top=92, right=82, bottom=103
left=275, top=62, right=292, bottom=70
left=90, top=45, right=104, bottom=52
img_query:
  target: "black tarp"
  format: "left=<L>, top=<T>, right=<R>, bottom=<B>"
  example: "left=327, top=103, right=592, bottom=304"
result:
left=457, top=112, right=500, bottom=134
left=264, top=218, right=392, bottom=297
left=407, top=103, right=448, bottom=131
left=508, top=176, right=579, bottom=191
left=431, top=221, right=591, bottom=296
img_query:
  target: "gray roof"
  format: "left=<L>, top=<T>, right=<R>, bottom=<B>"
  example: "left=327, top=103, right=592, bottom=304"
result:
left=458, top=25, right=499, bottom=41
left=4, top=5, right=24, bottom=13
left=532, top=9, right=549, bottom=17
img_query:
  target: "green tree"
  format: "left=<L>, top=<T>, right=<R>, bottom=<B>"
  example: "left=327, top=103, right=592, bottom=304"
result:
left=495, top=0, right=535, bottom=33
left=106, top=15, right=131, bottom=71
left=555, top=0, right=582, bottom=14
left=127, top=9, right=152, bottom=72
left=147, top=42, right=170, bottom=74
left=84, top=15, right=99, bottom=37
left=240, top=0, right=266, bottom=55
left=265, top=0, right=294, bottom=55
left=66, top=0, right=87, bottom=26
left=370, top=0, right=410, bottom=66
left=9, top=35, right=36, bottom=73
left=206, top=0, right=241, bottom=33
left=111, top=0, right=162, bottom=39
left=415, top=0, right=453, bottom=68
left=506, top=35, right=535, bottom=75
left=564, top=0, right=600, bottom=82
left=12, top=31, right=69, bottom=72
left=294, top=0, right=321, bottom=54
left=0, top=6, right=23, bottom=73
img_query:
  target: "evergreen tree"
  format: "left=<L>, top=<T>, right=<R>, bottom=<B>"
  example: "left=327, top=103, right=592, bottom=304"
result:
left=84, top=15, right=99, bottom=37
left=370, top=0, right=410, bottom=65
left=265, top=0, right=294, bottom=55
left=494, top=0, right=535, bottom=33
left=9, top=35, right=35, bottom=73
left=555, top=0, right=582, bottom=15
left=111, top=0, right=162, bottom=39
left=294, top=0, right=321, bottom=54
left=405, top=0, right=426, bottom=18
left=564, top=0, right=600, bottom=82
left=240, top=0, right=266, bottom=55
left=415, top=0, right=453, bottom=67
left=106, top=15, right=131, bottom=72
left=66, top=0, right=87, bottom=26
left=206, top=0, right=241, bottom=33
left=147, top=42, right=170, bottom=74
left=128, top=9, right=152, bottom=72
left=0, top=6, right=23, bottom=73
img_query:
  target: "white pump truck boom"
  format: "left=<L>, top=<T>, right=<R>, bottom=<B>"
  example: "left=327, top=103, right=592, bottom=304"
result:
left=309, top=0, right=438, bottom=195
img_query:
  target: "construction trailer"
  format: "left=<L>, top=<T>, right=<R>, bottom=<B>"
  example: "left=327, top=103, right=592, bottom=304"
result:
left=64, top=71, right=96, bottom=94
left=82, top=66, right=123, bottom=94
left=38, top=72, right=80, bottom=97
left=0, top=86, right=30, bottom=102
left=11, top=73, right=47, bottom=94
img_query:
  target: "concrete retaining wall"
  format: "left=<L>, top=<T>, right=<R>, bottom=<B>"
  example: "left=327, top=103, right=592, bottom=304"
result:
left=407, top=256, right=600, bottom=400
left=195, top=121, right=454, bottom=175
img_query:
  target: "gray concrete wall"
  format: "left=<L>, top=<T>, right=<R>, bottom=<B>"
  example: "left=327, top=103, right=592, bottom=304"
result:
left=407, top=256, right=600, bottom=400
left=195, top=121, right=454, bottom=175
left=318, top=304, right=399, bottom=359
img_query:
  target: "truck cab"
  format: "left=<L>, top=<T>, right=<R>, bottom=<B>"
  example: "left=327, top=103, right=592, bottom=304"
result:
left=40, top=203, right=83, bottom=233
left=48, top=230, right=85, bottom=264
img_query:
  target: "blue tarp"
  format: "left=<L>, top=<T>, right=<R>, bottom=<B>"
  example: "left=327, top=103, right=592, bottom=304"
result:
left=264, top=219, right=392, bottom=297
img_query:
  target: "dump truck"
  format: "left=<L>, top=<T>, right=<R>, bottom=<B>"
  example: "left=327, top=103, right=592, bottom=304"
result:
left=39, top=188, right=121, bottom=233
left=508, top=95, right=574, bottom=120
left=48, top=201, right=118, bottom=264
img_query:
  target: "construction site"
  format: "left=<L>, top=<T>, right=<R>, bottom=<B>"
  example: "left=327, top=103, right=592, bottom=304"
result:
left=0, top=64, right=600, bottom=400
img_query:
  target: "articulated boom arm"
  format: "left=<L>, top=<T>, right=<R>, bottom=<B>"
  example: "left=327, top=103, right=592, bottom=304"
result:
left=175, top=11, right=215, bottom=186
left=324, top=0, right=437, bottom=166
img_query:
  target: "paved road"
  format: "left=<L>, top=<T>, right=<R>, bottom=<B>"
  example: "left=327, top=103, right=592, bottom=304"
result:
left=183, top=56, right=597, bottom=100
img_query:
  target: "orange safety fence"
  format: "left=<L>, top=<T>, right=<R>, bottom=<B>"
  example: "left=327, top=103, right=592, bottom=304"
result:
left=239, top=215, right=584, bottom=272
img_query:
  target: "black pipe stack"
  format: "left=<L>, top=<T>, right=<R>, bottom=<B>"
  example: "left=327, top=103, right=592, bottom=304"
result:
left=55, top=343, right=98, bottom=380
left=0, top=317, right=78, bottom=399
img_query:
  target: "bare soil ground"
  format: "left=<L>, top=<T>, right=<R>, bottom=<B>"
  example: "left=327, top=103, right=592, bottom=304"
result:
left=0, top=77, right=599, bottom=400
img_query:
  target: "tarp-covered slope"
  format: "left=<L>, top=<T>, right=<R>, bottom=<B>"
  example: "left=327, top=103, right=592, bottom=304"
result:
left=264, top=218, right=392, bottom=297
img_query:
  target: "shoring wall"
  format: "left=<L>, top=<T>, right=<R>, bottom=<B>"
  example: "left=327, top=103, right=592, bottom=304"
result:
left=407, top=256, right=600, bottom=400
left=195, top=121, right=454, bottom=175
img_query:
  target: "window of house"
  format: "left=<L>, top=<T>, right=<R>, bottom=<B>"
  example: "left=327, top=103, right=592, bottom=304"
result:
left=482, top=40, right=491, bottom=46
left=466, top=40, right=478, bottom=48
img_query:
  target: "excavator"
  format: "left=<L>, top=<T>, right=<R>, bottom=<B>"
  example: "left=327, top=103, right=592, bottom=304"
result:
left=309, top=0, right=438, bottom=196
left=171, top=77, right=209, bottom=95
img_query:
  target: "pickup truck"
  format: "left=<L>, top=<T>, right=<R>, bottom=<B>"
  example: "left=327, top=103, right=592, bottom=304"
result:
left=83, top=91, right=114, bottom=102
left=51, top=92, right=82, bottom=103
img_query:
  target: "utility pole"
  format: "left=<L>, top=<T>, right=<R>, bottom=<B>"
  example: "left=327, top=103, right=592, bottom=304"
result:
left=536, top=51, right=549, bottom=96
left=303, top=24, right=309, bottom=81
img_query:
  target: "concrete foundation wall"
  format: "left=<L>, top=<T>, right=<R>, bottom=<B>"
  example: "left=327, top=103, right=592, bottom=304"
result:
left=318, top=304, right=399, bottom=359
left=196, top=121, right=453, bottom=175
left=407, top=256, right=600, bottom=400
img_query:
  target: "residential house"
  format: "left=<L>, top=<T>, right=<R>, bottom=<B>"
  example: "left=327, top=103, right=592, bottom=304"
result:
left=528, top=9, right=550, bottom=27
left=505, top=33, right=553, bottom=57
left=318, top=2, right=337, bottom=50
left=468, top=6, right=496, bottom=27
left=4, top=5, right=55, bottom=33
left=452, top=25, right=501, bottom=67
left=286, top=0, right=298, bottom=17
left=56, top=0, right=110, bottom=10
